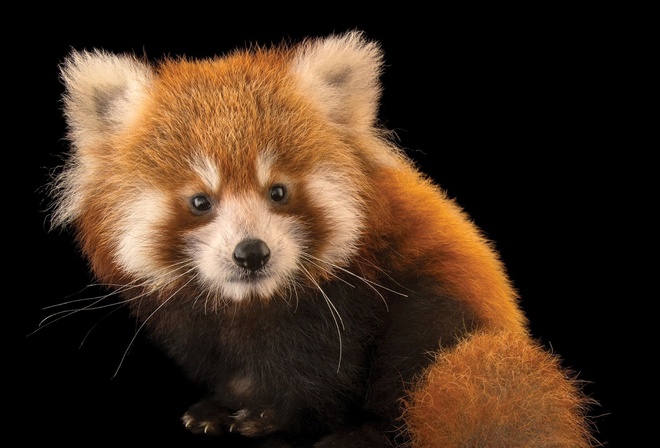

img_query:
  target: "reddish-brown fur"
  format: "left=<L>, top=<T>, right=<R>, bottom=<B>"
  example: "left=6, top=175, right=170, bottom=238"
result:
left=52, top=33, right=597, bottom=447
left=403, top=331, right=597, bottom=447
left=362, top=164, right=526, bottom=331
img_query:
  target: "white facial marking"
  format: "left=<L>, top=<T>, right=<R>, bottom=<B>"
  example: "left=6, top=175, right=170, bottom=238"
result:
left=115, top=188, right=168, bottom=279
left=190, top=193, right=302, bottom=301
left=190, top=155, right=221, bottom=192
left=256, top=150, right=275, bottom=188
left=307, top=171, right=363, bottom=265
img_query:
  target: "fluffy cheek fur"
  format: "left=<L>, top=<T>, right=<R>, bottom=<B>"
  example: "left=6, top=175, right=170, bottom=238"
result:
left=305, top=172, right=364, bottom=268
left=113, top=188, right=172, bottom=283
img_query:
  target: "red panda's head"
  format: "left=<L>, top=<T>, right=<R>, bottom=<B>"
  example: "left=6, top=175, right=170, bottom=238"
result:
left=50, top=31, right=398, bottom=305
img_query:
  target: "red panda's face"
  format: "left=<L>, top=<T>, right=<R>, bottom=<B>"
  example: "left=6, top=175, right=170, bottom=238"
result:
left=142, top=138, right=366, bottom=304
left=62, top=57, right=368, bottom=305
left=53, top=34, right=385, bottom=306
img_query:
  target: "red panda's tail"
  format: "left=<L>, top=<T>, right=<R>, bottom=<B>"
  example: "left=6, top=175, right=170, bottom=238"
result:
left=402, top=330, right=599, bottom=448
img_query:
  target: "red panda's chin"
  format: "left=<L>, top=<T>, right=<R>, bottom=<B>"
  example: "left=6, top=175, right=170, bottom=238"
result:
left=218, top=273, right=285, bottom=303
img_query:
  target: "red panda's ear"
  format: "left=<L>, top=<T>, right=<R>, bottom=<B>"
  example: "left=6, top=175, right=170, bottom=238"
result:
left=60, top=49, right=153, bottom=150
left=291, top=30, right=383, bottom=133
left=49, top=50, right=153, bottom=229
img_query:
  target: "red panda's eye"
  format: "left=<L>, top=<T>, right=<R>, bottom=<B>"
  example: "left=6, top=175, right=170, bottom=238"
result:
left=190, top=194, right=212, bottom=214
left=270, top=184, right=287, bottom=203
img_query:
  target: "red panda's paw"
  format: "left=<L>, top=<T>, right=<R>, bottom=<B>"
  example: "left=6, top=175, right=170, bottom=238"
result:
left=182, top=400, right=278, bottom=437
left=182, top=399, right=229, bottom=435
left=228, top=408, right=280, bottom=437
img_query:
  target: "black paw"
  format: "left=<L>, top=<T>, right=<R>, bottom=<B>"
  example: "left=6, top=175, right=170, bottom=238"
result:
left=229, top=408, right=279, bottom=437
left=182, top=400, right=279, bottom=437
left=182, top=400, right=229, bottom=435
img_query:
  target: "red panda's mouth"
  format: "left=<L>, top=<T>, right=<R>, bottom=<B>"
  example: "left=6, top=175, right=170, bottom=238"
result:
left=220, top=268, right=283, bottom=302
left=229, top=268, right=271, bottom=284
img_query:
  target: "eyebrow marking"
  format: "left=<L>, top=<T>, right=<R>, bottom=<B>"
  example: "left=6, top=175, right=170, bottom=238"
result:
left=256, top=146, right=276, bottom=187
left=190, top=154, right=221, bottom=191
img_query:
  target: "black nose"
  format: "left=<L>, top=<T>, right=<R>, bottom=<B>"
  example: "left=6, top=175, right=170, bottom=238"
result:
left=233, top=239, right=271, bottom=271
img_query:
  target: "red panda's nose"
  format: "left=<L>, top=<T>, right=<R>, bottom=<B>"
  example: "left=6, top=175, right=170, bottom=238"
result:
left=233, top=239, right=271, bottom=271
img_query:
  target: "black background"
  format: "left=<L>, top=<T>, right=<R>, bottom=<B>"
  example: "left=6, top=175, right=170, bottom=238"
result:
left=15, top=9, right=645, bottom=447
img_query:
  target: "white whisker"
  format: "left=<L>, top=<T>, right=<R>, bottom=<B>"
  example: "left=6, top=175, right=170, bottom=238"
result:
left=302, top=254, right=408, bottom=313
left=78, top=305, right=125, bottom=349
left=299, top=264, right=343, bottom=373
left=33, top=258, right=200, bottom=365
left=33, top=292, right=123, bottom=334
left=112, top=274, right=197, bottom=379
left=292, top=281, right=300, bottom=312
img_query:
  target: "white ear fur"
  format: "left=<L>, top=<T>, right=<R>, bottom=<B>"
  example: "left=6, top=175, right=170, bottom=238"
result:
left=291, top=30, right=384, bottom=132
left=60, top=49, right=153, bottom=149
left=50, top=50, right=152, bottom=229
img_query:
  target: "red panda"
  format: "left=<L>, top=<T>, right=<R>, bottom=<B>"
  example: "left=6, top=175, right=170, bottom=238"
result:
left=47, top=31, right=596, bottom=447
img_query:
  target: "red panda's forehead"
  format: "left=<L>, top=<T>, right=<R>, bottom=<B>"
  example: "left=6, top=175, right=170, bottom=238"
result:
left=132, top=55, right=352, bottom=190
